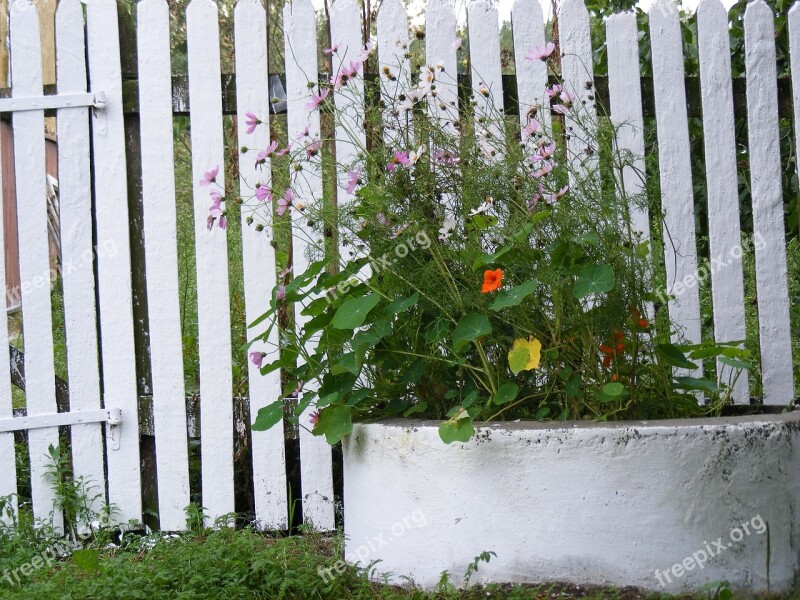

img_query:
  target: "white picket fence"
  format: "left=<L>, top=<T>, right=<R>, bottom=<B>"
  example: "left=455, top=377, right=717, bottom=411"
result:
left=0, top=0, right=797, bottom=533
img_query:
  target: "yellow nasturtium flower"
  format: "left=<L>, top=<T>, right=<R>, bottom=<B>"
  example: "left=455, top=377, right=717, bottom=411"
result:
left=508, top=337, right=542, bottom=374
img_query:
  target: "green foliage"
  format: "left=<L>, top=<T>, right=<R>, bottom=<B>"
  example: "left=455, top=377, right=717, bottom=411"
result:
left=239, top=46, right=755, bottom=446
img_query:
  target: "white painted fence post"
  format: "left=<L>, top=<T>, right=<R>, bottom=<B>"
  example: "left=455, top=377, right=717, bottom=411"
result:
left=468, top=0, right=504, bottom=145
left=696, top=0, right=749, bottom=402
left=86, top=0, right=143, bottom=527
left=0, top=49, right=15, bottom=527
left=186, top=0, right=235, bottom=523
left=649, top=0, right=702, bottom=373
left=511, top=0, right=548, bottom=133
left=377, top=0, right=412, bottom=144
left=284, top=0, right=335, bottom=531
left=606, top=11, right=648, bottom=242
left=744, top=0, right=795, bottom=405
left=234, top=0, right=288, bottom=530
left=137, top=0, right=191, bottom=530
left=560, top=0, right=596, bottom=176
left=10, top=0, right=61, bottom=531
left=425, top=0, right=458, bottom=136
left=56, top=0, right=107, bottom=514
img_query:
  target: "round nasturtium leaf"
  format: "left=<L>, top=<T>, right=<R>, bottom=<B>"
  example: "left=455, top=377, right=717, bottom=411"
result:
left=573, top=263, right=615, bottom=299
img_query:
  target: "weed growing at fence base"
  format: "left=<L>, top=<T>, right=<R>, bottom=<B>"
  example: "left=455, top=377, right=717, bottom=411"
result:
left=0, top=526, right=796, bottom=599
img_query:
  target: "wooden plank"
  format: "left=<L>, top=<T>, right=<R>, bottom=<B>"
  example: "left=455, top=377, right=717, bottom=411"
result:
left=55, top=0, right=106, bottom=515
left=696, top=0, right=749, bottom=403
left=376, top=0, right=411, bottom=144
left=330, top=0, right=367, bottom=267
left=467, top=0, right=504, bottom=147
left=791, top=2, right=800, bottom=235
left=559, top=0, right=596, bottom=175
left=284, top=0, right=335, bottom=531
left=234, top=0, right=288, bottom=530
left=137, top=0, right=191, bottom=530
left=649, top=0, right=702, bottom=373
left=86, top=0, right=142, bottom=526
left=606, top=11, right=648, bottom=241
left=0, top=53, right=14, bottom=526
left=744, top=0, right=794, bottom=405
left=186, top=0, right=235, bottom=523
left=425, top=0, right=458, bottom=135
left=9, top=0, right=60, bottom=531
left=511, top=0, right=547, bottom=133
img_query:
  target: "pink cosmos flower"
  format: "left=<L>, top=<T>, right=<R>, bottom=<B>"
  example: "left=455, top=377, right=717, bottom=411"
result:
left=306, top=88, right=330, bottom=111
left=275, top=144, right=292, bottom=157
left=386, top=162, right=398, bottom=173
left=433, top=149, right=459, bottom=167
left=345, top=170, right=361, bottom=194
left=276, top=284, right=287, bottom=301
left=332, top=61, right=361, bottom=91
left=394, top=151, right=410, bottom=166
left=309, top=411, right=320, bottom=425
left=452, top=38, right=462, bottom=51
left=525, top=42, right=556, bottom=61
left=323, top=42, right=340, bottom=55
left=200, top=165, right=219, bottom=186
left=277, top=189, right=293, bottom=216
left=297, top=124, right=310, bottom=138
left=256, top=141, right=279, bottom=165
left=546, top=84, right=562, bottom=99
left=533, top=161, right=554, bottom=178
left=529, top=183, right=544, bottom=211
left=289, top=379, right=304, bottom=398
left=522, top=119, right=541, bottom=138
left=306, top=137, right=322, bottom=159
left=209, top=189, right=223, bottom=214
left=218, top=215, right=228, bottom=230
left=547, top=185, right=569, bottom=205
left=255, top=185, right=272, bottom=202
left=245, top=112, right=260, bottom=134
left=529, top=142, right=556, bottom=163
left=356, top=40, right=374, bottom=63
left=552, top=104, right=570, bottom=115
left=250, top=351, right=265, bottom=368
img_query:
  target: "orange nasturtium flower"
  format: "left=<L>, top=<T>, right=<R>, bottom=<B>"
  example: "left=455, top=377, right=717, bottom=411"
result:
left=482, top=268, right=503, bottom=293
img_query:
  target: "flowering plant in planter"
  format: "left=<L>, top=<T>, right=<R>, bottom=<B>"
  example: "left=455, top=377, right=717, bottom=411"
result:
left=208, top=39, right=749, bottom=444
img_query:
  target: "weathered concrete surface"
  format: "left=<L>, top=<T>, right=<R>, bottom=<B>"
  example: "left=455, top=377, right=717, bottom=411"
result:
left=342, top=414, right=800, bottom=593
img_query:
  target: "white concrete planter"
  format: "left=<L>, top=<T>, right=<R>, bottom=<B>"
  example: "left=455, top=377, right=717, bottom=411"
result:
left=342, top=413, right=800, bottom=593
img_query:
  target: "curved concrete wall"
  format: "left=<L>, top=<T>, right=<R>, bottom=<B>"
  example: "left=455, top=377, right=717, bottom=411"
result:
left=342, top=414, right=800, bottom=593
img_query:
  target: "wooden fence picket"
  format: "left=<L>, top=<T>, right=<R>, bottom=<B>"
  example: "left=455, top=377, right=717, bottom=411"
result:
left=284, top=0, right=335, bottom=531
left=186, top=0, right=235, bottom=522
left=0, top=72, right=15, bottom=528
left=234, top=0, right=288, bottom=530
left=86, top=0, right=143, bottom=527
left=330, top=0, right=367, bottom=267
left=511, top=0, right=548, bottom=133
left=377, top=0, right=412, bottom=144
left=696, top=0, right=749, bottom=403
left=559, top=0, right=596, bottom=176
left=744, top=0, right=795, bottom=405
left=10, top=0, right=61, bottom=531
left=467, top=0, right=504, bottom=146
left=649, top=0, right=702, bottom=374
left=606, top=11, right=648, bottom=242
left=137, top=0, right=191, bottom=530
left=792, top=3, right=800, bottom=215
left=56, top=0, right=107, bottom=513
left=425, top=0, right=458, bottom=136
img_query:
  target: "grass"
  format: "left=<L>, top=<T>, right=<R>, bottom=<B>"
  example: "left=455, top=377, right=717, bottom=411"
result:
left=0, top=526, right=795, bottom=600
